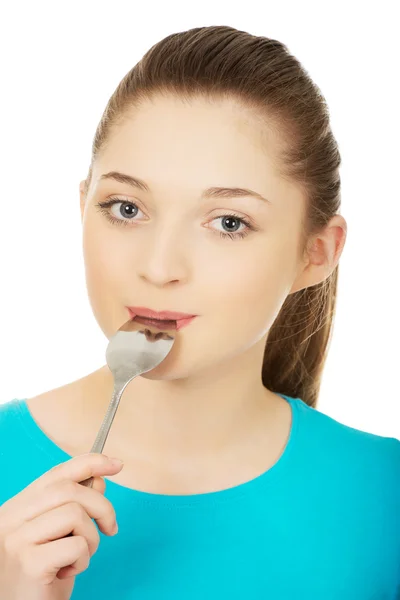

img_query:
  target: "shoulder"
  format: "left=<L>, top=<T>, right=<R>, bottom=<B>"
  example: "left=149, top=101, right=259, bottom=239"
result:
left=0, top=383, right=87, bottom=505
left=0, top=397, right=25, bottom=430
left=295, top=398, right=400, bottom=488
left=0, top=374, right=91, bottom=453
left=296, top=397, right=399, bottom=447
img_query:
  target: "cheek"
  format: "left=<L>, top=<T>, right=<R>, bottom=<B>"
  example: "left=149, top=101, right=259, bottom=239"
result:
left=83, top=232, right=107, bottom=292
left=82, top=223, right=125, bottom=334
left=82, top=221, right=123, bottom=288
left=205, top=253, right=290, bottom=336
left=207, top=254, right=272, bottom=311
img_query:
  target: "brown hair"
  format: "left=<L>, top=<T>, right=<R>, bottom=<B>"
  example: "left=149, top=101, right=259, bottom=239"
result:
left=83, top=25, right=342, bottom=409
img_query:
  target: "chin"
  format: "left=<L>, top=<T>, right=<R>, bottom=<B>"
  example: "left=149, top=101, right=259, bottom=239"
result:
left=139, top=355, right=194, bottom=381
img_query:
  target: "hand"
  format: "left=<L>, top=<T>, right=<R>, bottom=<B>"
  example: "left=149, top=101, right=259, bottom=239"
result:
left=0, top=453, right=124, bottom=600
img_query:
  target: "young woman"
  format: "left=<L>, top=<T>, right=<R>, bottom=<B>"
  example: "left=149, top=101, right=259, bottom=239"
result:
left=0, top=25, right=398, bottom=600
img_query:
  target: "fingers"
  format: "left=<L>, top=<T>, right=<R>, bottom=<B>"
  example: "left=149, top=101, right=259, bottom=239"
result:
left=23, top=479, right=118, bottom=536
left=1, top=454, right=123, bottom=535
left=7, top=502, right=103, bottom=557
left=40, top=453, right=123, bottom=487
left=17, top=536, right=91, bottom=585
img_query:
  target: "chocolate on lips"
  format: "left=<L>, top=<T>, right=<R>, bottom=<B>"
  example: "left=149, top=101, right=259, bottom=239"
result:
left=133, top=315, right=178, bottom=330
left=126, top=306, right=198, bottom=331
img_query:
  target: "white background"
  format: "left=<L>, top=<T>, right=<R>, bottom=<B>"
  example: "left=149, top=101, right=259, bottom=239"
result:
left=0, top=1, right=398, bottom=438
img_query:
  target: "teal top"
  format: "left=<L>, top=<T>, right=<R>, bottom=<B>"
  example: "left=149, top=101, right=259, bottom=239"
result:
left=0, top=395, right=399, bottom=599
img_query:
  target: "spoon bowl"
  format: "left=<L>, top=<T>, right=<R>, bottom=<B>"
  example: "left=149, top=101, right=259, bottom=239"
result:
left=106, top=318, right=176, bottom=390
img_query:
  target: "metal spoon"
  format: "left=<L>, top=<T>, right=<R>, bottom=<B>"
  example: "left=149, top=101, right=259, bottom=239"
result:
left=78, top=317, right=176, bottom=488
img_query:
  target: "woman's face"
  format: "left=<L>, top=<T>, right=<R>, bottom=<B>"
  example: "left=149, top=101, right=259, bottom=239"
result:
left=80, top=95, right=307, bottom=380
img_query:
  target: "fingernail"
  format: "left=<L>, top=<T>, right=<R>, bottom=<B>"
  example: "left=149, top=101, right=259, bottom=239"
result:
left=109, top=458, right=124, bottom=467
left=112, top=522, right=119, bottom=535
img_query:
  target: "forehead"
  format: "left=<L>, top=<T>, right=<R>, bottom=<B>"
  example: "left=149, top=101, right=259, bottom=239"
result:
left=100, top=96, right=278, bottom=168
left=92, top=95, right=304, bottom=219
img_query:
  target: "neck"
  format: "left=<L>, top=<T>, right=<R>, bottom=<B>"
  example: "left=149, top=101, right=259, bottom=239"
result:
left=87, top=345, right=283, bottom=464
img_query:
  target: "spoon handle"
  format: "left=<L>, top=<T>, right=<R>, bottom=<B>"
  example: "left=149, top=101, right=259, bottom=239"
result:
left=79, top=385, right=124, bottom=488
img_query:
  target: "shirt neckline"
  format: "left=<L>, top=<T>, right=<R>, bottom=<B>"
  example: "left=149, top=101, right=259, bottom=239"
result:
left=12, top=393, right=301, bottom=506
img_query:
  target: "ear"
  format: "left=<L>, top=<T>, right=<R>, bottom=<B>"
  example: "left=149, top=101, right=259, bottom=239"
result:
left=79, top=180, right=87, bottom=223
left=289, top=214, right=347, bottom=294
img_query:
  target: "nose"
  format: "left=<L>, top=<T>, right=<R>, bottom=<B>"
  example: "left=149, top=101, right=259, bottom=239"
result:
left=136, top=226, right=190, bottom=287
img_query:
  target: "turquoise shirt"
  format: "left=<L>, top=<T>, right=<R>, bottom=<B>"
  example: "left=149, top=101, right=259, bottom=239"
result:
left=0, top=395, right=399, bottom=599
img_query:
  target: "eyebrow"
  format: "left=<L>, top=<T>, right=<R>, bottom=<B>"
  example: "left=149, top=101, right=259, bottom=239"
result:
left=99, top=171, right=272, bottom=205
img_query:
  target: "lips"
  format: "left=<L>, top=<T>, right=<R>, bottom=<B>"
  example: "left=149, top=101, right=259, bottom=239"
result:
left=127, top=307, right=197, bottom=331
left=127, top=307, right=196, bottom=320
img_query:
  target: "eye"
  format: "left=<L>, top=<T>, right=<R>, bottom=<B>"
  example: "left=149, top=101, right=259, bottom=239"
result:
left=210, top=214, right=254, bottom=240
left=95, top=199, right=144, bottom=226
left=110, top=201, right=141, bottom=220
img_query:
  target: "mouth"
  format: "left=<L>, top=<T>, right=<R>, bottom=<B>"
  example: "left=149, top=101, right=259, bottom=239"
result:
left=127, top=307, right=197, bottom=331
